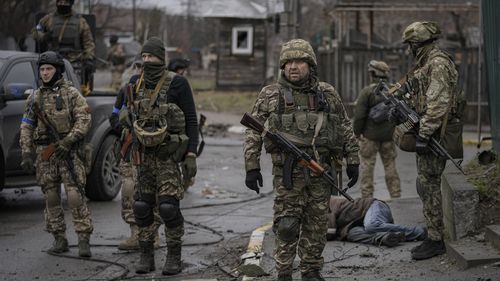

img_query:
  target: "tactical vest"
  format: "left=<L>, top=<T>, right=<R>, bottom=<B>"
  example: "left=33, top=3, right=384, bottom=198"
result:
left=134, top=71, right=188, bottom=161
left=265, top=83, right=344, bottom=167
left=51, top=14, right=82, bottom=55
left=33, top=81, right=75, bottom=142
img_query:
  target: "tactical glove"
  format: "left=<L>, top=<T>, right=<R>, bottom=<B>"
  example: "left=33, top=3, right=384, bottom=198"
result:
left=387, top=107, right=407, bottom=125
left=415, top=135, right=431, bottom=155
left=245, top=169, right=263, bottom=194
left=54, top=135, right=77, bottom=161
left=181, top=153, right=197, bottom=180
left=346, top=164, right=359, bottom=188
left=20, top=153, right=35, bottom=174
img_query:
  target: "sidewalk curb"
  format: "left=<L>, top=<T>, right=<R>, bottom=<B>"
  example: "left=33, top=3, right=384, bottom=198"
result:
left=241, top=221, right=273, bottom=281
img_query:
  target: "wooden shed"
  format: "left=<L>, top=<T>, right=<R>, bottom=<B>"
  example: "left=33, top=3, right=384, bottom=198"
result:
left=199, top=0, right=284, bottom=90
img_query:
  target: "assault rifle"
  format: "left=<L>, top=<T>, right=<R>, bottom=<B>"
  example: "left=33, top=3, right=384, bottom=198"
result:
left=32, top=103, right=85, bottom=191
left=241, top=113, right=353, bottom=201
left=374, top=80, right=465, bottom=175
left=121, top=82, right=141, bottom=165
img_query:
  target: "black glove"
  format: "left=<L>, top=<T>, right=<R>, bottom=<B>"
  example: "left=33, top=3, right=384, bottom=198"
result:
left=54, top=136, right=76, bottom=161
left=245, top=169, right=263, bottom=194
left=20, top=153, right=35, bottom=174
left=387, top=107, right=407, bottom=125
left=346, top=164, right=359, bottom=188
left=83, top=60, right=95, bottom=72
left=415, top=135, right=431, bottom=155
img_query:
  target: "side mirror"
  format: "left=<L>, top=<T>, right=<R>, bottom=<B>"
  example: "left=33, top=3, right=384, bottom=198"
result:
left=4, top=83, right=34, bottom=100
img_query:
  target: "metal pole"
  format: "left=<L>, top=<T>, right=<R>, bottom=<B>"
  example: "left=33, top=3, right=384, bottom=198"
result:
left=132, top=0, right=136, bottom=41
left=477, top=0, right=482, bottom=144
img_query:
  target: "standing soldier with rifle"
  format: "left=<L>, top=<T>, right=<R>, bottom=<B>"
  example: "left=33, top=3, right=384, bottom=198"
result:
left=32, top=0, right=95, bottom=96
left=130, top=37, right=198, bottom=275
left=19, top=51, right=93, bottom=257
left=243, top=39, right=359, bottom=281
left=353, top=60, right=401, bottom=199
left=389, top=21, right=464, bottom=260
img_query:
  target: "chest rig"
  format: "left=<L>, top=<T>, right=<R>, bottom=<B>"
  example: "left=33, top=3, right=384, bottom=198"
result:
left=266, top=85, right=343, bottom=164
left=51, top=14, right=81, bottom=55
left=33, top=84, right=74, bottom=143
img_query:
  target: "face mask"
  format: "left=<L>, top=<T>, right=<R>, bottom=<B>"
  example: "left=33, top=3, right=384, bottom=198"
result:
left=57, top=5, right=72, bottom=15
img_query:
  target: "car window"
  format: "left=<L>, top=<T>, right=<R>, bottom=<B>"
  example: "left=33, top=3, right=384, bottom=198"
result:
left=3, top=61, right=37, bottom=90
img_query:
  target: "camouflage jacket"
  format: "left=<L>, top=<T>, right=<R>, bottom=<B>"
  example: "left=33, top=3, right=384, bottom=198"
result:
left=107, top=43, right=126, bottom=66
left=408, top=45, right=458, bottom=140
left=353, top=81, right=395, bottom=142
left=33, top=11, right=95, bottom=62
left=244, top=80, right=359, bottom=173
left=20, top=79, right=91, bottom=154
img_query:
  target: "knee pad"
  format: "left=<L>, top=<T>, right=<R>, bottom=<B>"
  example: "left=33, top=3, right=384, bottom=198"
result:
left=273, top=216, right=300, bottom=242
left=45, top=188, right=60, bottom=208
left=133, top=194, right=155, bottom=227
left=66, top=188, right=82, bottom=209
left=158, top=196, right=183, bottom=228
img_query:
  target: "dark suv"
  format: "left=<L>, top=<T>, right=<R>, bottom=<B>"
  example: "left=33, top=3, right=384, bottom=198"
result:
left=0, top=50, right=121, bottom=201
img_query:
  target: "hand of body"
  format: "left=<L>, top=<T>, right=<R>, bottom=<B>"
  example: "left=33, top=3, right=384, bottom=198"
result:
left=21, top=153, right=35, bottom=174
left=346, top=164, right=359, bottom=188
left=245, top=169, right=263, bottom=194
left=415, top=135, right=431, bottom=155
left=54, top=135, right=78, bottom=161
left=181, top=152, right=197, bottom=180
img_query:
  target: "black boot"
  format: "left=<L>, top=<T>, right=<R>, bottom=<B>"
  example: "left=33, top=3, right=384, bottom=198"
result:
left=301, top=271, right=325, bottom=281
left=379, top=232, right=405, bottom=247
left=278, top=271, right=293, bottom=281
left=136, top=241, right=155, bottom=274
left=48, top=233, right=69, bottom=254
left=162, top=243, right=182, bottom=275
left=411, top=238, right=446, bottom=260
left=78, top=233, right=92, bottom=257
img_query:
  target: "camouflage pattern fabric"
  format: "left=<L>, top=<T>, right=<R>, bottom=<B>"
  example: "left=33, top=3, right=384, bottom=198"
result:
left=367, top=60, right=389, bottom=78
left=33, top=11, right=95, bottom=62
left=359, top=137, right=401, bottom=198
left=244, top=39, right=359, bottom=273
left=108, top=43, right=126, bottom=90
left=20, top=79, right=93, bottom=235
left=402, top=21, right=441, bottom=44
left=407, top=41, right=458, bottom=240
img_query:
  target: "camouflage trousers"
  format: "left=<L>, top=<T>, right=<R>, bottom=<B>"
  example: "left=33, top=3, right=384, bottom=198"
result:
left=135, top=152, right=185, bottom=245
left=110, top=64, right=125, bottom=91
left=273, top=174, right=330, bottom=274
left=119, top=160, right=161, bottom=228
left=359, top=137, right=401, bottom=198
left=35, top=146, right=93, bottom=235
left=416, top=153, right=446, bottom=241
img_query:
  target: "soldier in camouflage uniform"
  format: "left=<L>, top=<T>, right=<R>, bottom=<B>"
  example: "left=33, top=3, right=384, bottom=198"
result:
left=107, top=34, right=126, bottom=91
left=391, top=21, right=461, bottom=260
left=19, top=51, right=93, bottom=257
left=132, top=37, right=198, bottom=275
left=32, top=0, right=95, bottom=95
left=244, top=39, right=359, bottom=281
left=353, top=60, right=401, bottom=199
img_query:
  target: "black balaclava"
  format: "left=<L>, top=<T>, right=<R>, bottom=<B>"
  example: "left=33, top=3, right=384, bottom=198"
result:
left=141, top=37, right=166, bottom=89
left=56, top=4, right=72, bottom=15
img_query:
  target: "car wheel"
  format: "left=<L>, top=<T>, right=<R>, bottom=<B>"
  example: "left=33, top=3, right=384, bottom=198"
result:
left=86, top=135, right=121, bottom=201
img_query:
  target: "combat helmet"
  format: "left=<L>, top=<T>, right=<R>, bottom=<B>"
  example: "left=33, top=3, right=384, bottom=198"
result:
left=367, top=60, right=389, bottom=78
left=402, top=21, right=441, bottom=44
left=279, top=39, right=317, bottom=68
left=134, top=117, right=168, bottom=147
left=38, top=51, right=66, bottom=73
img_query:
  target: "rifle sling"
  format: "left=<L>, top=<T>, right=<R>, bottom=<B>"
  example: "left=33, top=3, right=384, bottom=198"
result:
left=146, top=71, right=169, bottom=116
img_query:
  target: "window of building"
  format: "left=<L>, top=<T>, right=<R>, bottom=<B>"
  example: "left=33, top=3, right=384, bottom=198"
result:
left=232, top=26, right=253, bottom=55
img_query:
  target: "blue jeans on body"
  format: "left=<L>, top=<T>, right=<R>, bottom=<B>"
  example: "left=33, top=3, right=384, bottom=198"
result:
left=347, top=200, right=426, bottom=245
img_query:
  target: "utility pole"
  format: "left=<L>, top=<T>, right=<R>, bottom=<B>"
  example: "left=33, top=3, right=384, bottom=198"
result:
left=132, top=0, right=136, bottom=41
left=284, top=0, right=300, bottom=40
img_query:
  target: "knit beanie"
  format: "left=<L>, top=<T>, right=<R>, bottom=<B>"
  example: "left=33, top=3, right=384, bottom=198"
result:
left=141, top=37, right=166, bottom=62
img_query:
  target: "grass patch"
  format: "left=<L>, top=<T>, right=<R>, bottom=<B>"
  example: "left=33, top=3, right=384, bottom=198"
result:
left=193, top=90, right=259, bottom=114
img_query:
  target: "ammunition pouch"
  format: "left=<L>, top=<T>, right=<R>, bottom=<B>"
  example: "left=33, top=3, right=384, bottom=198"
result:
left=393, top=122, right=417, bottom=152
left=441, top=118, right=463, bottom=159
left=156, top=134, right=189, bottom=162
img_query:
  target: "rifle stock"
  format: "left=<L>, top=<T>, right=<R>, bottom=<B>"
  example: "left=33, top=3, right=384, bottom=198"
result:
left=126, top=83, right=141, bottom=165
left=41, top=143, right=56, bottom=161
left=241, top=112, right=353, bottom=201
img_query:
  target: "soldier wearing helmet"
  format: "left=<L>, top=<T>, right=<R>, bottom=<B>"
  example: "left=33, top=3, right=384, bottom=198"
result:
left=32, top=0, right=96, bottom=95
left=390, top=21, right=462, bottom=260
left=19, top=51, right=94, bottom=258
left=107, top=34, right=126, bottom=91
left=244, top=39, right=359, bottom=281
left=129, top=37, right=199, bottom=276
left=353, top=60, right=401, bottom=199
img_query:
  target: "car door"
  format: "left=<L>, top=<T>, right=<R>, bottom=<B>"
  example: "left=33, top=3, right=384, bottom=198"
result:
left=0, top=59, right=38, bottom=173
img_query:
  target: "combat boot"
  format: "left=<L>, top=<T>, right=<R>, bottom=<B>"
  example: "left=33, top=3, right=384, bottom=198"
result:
left=411, top=238, right=446, bottom=260
left=48, top=233, right=69, bottom=254
left=118, top=225, right=139, bottom=251
left=78, top=233, right=92, bottom=257
left=162, top=243, right=182, bottom=275
left=379, top=232, right=405, bottom=247
left=277, top=271, right=293, bottom=281
left=301, top=271, right=325, bottom=281
left=136, top=241, right=155, bottom=274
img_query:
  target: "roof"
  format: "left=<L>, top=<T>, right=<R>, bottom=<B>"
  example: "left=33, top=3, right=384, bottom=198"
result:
left=198, top=0, right=284, bottom=19
left=332, top=0, right=479, bottom=11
